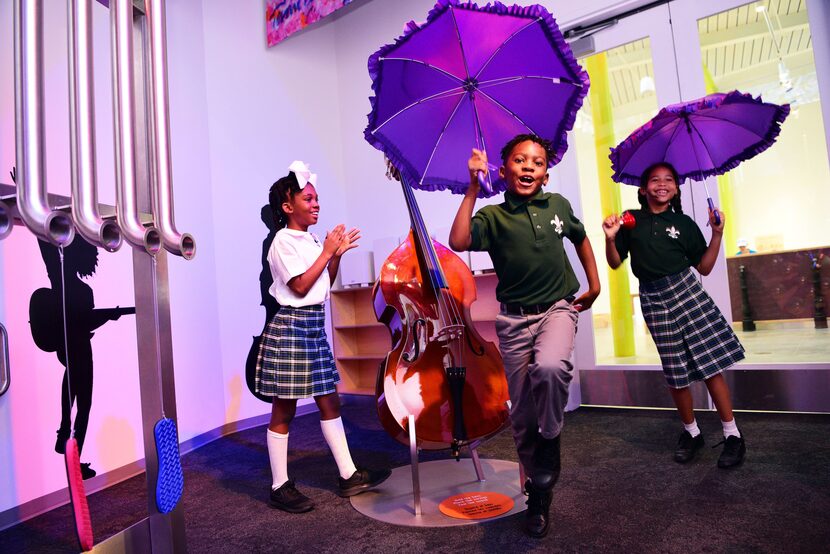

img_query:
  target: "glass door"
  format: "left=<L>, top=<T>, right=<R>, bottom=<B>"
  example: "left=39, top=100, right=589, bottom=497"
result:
left=556, top=3, right=687, bottom=373
left=670, top=0, right=830, bottom=368
left=560, top=0, right=830, bottom=411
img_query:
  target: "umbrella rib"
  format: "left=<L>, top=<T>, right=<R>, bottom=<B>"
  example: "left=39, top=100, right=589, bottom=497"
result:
left=476, top=75, right=582, bottom=89
left=473, top=88, right=537, bottom=135
left=448, top=6, right=474, bottom=84
left=372, top=86, right=466, bottom=134
left=380, top=57, right=466, bottom=85
left=613, top=118, right=678, bottom=179
left=682, top=112, right=770, bottom=141
left=474, top=18, right=543, bottom=80
left=420, top=94, right=469, bottom=185
left=686, top=118, right=719, bottom=174
left=468, top=88, right=489, bottom=184
left=658, top=122, right=685, bottom=172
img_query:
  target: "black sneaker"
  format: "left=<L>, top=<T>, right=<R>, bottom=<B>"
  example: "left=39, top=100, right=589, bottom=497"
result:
left=337, top=467, right=392, bottom=498
left=80, top=463, right=96, bottom=480
left=269, top=479, right=314, bottom=513
left=715, top=434, right=746, bottom=469
left=674, top=430, right=705, bottom=463
left=524, top=479, right=553, bottom=538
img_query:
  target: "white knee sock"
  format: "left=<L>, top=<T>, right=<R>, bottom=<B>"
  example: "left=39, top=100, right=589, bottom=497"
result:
left=721, top=418, right=740, bottom=439
left=267, top=429, right=289, bottom=490
left=683, top=419, right=701, bottom=438
left=320, top=417, right=357, bottom=479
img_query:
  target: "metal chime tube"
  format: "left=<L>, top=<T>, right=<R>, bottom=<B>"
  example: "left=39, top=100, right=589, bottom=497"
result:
left=111, top=0, right=161, bottom=254
left=69, top=0, right=122, bottom=252
left=0, top=201, right=12, bottom=240
left=13, top=0, right=75, bottom=246
left=145, top=0, right=195, bottom=259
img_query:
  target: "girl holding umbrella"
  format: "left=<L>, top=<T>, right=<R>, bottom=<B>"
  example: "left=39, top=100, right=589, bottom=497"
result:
left=601, top=91, right=789, bottom=468
left=602, top=162, right=746, bottom=469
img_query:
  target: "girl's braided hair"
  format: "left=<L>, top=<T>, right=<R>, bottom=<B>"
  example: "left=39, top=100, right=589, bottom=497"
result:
left=269, top=172, right=302, bottom=229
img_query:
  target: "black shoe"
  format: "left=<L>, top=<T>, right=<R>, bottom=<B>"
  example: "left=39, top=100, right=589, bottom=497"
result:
left=269, top=479, right=314, bottom=513
left=80, top=463, right=96, bottom=480
left=715, top=434, right=746, bottom=469
left=55, top=429, right=70, bottom=454
left=531, top=435, right=561, bottom=491
left=674, top=431, right=705, bottom=463
left=524, top=479, right=553, bottom=538
left=337, top=467, right=392, bottom=498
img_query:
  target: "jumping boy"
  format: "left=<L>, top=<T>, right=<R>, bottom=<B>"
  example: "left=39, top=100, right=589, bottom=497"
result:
left=449, top=134, right=600, bottom=538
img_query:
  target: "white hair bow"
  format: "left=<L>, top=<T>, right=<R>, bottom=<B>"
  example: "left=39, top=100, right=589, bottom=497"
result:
left=287, top=160, right=317, bottom=187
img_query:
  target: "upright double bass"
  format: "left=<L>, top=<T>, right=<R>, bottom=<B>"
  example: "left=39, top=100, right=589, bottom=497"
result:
left=373, top=170, right=509, bottom=457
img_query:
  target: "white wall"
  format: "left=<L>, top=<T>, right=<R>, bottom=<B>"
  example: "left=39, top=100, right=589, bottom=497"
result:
left=198, top=0, right=349, bottom=424
left=164, top=0, right=226, bottom=443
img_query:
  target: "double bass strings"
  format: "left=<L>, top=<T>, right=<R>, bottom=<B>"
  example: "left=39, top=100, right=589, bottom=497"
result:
left=400, top=174, right=466, bottom=369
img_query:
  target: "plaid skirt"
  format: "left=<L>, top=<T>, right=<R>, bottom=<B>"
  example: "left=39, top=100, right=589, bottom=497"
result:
left=254, top=305, right=340, bottom=399
left=640, top=268, right=745, bottom=388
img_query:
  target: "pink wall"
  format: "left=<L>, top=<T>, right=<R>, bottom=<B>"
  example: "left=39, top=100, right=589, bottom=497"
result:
left=0, top=233, right=141, bottom=512
left=0, top=0, right=223, bottom=515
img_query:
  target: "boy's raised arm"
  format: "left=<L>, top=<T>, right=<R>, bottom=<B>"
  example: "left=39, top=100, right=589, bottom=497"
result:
left=449, top=149, right=486, bottom=252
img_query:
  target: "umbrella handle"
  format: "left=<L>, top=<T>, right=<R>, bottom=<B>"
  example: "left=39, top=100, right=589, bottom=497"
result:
left=707, top=197, right=721, bottom=226
left=476, top=170, right=491, bottom=195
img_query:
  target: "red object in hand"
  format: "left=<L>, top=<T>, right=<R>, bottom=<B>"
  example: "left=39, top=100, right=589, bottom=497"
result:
left=621, top=211, right=636, bottom=229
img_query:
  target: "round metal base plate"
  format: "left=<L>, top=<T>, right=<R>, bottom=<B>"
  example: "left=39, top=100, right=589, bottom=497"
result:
left=349, top=458, right=525, bottom=527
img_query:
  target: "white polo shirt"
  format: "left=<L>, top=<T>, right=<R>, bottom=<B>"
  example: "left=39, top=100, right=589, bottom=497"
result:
left=267, top=228, right=330, bottom=307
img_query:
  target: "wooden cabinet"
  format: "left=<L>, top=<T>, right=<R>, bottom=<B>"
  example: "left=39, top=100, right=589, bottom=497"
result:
left=330, top=272, right=501, bottom=395
left=329, top=286, right=387, bottom=395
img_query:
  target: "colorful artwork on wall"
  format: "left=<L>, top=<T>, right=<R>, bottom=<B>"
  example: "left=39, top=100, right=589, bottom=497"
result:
left=266, top=0, right=353, bottom=47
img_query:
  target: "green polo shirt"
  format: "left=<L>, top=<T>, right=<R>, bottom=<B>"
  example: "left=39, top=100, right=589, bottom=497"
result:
left=615, top=208, right=707, bottom=283
left=470, top=190, right=586, bottom=306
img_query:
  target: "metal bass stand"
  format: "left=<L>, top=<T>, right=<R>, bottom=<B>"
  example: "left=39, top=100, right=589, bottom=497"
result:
left=350, top=413, right=525, bottom=527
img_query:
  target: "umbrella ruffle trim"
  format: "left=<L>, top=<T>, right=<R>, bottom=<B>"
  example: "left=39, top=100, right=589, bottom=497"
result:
left=364, top=0, right=590, bottom=198
left=609, top=91, right=791, bottom=185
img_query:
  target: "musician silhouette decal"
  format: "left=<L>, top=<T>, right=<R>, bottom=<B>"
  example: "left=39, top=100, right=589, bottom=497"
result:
left=244, top=204, right=281, bottom=403
left=29, top=236, right=135, bottom=479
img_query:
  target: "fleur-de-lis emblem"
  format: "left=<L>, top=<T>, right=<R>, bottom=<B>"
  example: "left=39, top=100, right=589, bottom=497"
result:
left=551, top=214, right=564, bottom=236
left=667, top=226, right=680, bottom=239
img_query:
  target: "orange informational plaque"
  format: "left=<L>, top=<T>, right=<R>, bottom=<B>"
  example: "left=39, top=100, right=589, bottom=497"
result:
left=438, top=491, right=514, bottom=520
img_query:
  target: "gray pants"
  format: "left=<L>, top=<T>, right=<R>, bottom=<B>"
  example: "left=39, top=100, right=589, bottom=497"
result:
left=495, top=299, right=578, bottom=474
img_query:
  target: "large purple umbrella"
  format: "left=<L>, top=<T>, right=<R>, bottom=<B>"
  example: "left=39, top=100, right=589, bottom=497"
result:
left=365, top=0, right=589, bottom=198
left=610, top=90, right=790, bottom=219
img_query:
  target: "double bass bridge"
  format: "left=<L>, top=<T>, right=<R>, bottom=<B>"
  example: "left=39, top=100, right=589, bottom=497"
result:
left=433, top=323, right=465, bottom=344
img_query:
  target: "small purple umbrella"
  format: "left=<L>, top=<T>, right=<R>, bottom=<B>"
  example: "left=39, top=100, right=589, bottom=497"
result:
left=610, top=90, right=790, bottom=222
left=365, top=0, right=589, bottom=198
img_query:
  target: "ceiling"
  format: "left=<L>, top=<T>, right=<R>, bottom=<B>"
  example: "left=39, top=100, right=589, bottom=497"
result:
left=591, top=0, right=814, bottom=110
